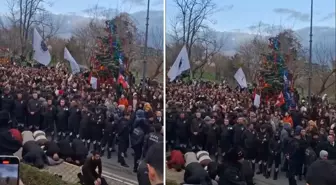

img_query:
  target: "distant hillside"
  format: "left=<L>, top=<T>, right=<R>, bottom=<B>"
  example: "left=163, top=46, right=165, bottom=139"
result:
left=0, top=10, right=164, bottom=49
left=167, top=26, right=336, bottom=57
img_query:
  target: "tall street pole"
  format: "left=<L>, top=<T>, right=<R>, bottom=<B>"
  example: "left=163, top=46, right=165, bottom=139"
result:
left=142, top=0, right=150, bottom=94
left=308, top=0, right=313, bottom=107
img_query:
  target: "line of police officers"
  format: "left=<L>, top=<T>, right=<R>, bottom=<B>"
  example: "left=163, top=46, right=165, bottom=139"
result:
left=0, top=88, right=163, bottom=172
left=167, top=110, right=320, bottom=185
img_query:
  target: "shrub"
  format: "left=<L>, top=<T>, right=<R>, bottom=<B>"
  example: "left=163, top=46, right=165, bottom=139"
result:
left=20, top=164, right=79, bottom=185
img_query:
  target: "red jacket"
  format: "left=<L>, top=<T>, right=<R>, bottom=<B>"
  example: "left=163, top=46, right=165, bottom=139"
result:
left=167, top=150, right=185, bottom=169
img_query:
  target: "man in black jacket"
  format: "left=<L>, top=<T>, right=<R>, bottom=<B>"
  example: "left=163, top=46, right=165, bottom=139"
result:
left=13, top=92, right=26, bottom=130
left=144, top=143, right=163, bottom=185
left=117, top=112, right=131, bottom=167
left=131, top=118, right=146, bottom=171
left=219, top=147, right=247, bottom=185
left=80, top=151, right=103, bottom=185
left=143, top=124, right=163, bottom=157
left=100, top=113, right=116, bottom=159
left=72, top=138, right=89, bottom=165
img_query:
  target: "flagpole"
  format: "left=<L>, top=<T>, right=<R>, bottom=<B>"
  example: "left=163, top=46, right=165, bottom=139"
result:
left=308, top=0, right=313, bottom=107
left=141, top=0, right=150, bottom=94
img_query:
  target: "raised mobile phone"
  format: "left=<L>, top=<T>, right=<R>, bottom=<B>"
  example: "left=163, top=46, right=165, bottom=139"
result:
left=0, top=156, right=20, bottom=185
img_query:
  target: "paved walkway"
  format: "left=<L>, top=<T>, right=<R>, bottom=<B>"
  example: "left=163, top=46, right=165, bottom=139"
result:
left=167, top=169, right=306, bottom=185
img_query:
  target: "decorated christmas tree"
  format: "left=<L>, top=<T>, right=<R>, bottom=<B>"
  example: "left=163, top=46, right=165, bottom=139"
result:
left=89, top=13, right=139, bottom=94
left=90, top=20, right=125, bottom=80
left=256, top=32, right=298, bottom=108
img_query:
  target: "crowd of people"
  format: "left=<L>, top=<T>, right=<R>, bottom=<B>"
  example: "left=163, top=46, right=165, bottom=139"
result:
left=0, top=63, right=164, bottom=185
left=166, top=80, right=336, bottom=185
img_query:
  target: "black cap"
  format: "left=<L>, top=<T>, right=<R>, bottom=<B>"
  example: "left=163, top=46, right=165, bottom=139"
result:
left=145, top=143, right=163, bottom=176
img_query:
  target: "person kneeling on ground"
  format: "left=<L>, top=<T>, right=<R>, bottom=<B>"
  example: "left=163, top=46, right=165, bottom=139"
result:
left=167, top=149, right=185, bottom=172
left=22, top=140, right=48, bottom=169
left=43, top=140, right=64, bottom=165
left=78, top=151, right=107, bottom=185
left=184, top=151, right=213, bottom=185
left=72, top=138, right=89, bottom=165
left=58, top=138, right=75, bottom=163
left=218, top=147, right=247, bottom=185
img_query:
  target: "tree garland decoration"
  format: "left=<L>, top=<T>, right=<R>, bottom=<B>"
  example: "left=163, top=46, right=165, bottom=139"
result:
left=257, top=36, right=295, bottom=109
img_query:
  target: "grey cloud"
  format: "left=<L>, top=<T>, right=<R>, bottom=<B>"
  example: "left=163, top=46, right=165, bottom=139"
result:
left=319, top=12, right=335, bottom=21
left=273, top=8, right=310, bottom=22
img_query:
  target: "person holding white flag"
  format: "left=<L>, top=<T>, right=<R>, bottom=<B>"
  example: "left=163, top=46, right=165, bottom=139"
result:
left=33, top=28, right=51, bottom=66
left=167, top=45, right=190, bottom=81
left=64, top=47, right=80, bottom=74
left=234, top=68, right=248, bottom=88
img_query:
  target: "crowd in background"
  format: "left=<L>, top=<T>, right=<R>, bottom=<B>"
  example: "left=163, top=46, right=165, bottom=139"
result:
left=0, top=63, right=164, bottom=185
left=166, top=80, right=336, bottom=185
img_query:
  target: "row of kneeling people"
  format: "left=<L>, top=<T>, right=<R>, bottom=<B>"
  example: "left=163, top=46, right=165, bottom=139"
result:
left=18, top=130, right=89, bottom=169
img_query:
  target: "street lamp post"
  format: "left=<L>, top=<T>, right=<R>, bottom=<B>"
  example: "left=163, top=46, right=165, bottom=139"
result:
left=308, top=0, right=313, bottom=107
left=142, top=0, right=150, bottom=94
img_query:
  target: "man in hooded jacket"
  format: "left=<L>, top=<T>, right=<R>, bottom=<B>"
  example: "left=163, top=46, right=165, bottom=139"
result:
left=0, top=111, right=22, bottom=155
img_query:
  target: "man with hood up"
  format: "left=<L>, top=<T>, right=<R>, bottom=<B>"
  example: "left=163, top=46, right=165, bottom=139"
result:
left=218, top=147, right=247, bottom=185
left=131, top=109, right=148, bottom=171
left=0, top=111, right=22, bottom=155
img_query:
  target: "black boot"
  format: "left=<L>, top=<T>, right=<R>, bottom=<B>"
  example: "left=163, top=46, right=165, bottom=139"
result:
left=251, top=162, right=256, bottom=174
left=256, top=164, right=263, bottom=175
left=107, top=148, right=112, bottom=159
left=265, top=169, right=270, bottom=178
left=263, top=164, right=268, bottom=177
left=86, top=140, right=91, bottom=150
left=100, top=148, right=105, bottom=156
left=273, top=171, right=278, bottom=180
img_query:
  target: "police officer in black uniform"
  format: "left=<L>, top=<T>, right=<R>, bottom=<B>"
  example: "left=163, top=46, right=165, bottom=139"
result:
left=41, top=97, right=56, bottom=137
left=233, top=117, right=246, bottom=147
left=116, top=113, right=131, bottom=165
left=143, top=124, right=163, bottom=157
left=166, top=107, right=176, bottom=150
left=101, top=111, right=117, bottom=158
left=68, top=100, right=81, bottom=140
left=91, top=106, right=105, bottom=151
left=55, top=99, right=69, bottom=140
left=190, top=112, right=204, bottom=151
left=256, top=124, right=270, bottom=176
left=220, top=118, right=233, bottom=161
left=175, top=112, right=189, bottom=151
left=242, top=123, right=258, bottom=173
left=13, top=92, right=26, bottom=131
left=27, top=92, right=41, bottom=131
left=0, top=87, right=14, bottom=117
left=266, top=131, right=282, bottom=180
left=287, top=127, right=301, bottom=185
left=79, top=104, right=92, bottom=150
left=131, top=119, right=146, bottom=172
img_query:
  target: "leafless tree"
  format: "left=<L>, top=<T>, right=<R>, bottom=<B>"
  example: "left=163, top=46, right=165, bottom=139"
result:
left=148, top=26, right=163, bottom=79
left=170, top=0, right=221, bottom=76
left=313, top=41, right=336, bottom=94
left=2, top=0, right=62, bottom=55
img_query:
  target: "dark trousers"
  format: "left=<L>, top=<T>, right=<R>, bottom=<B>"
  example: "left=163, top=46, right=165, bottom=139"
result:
left=132, top=144, right=143, bottom=170
left=27, top=113, right=40, bottom=129
left=288, top=161, right=298, bottom=185
left=101, top=133, right=115, bottom=151
left=118, top=141, right=128, bottom=164
left=267, top=154, right=281, bottom=169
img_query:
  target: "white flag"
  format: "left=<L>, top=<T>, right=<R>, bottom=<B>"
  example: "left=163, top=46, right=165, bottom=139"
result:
left=234, top=68, right=247, bottom=88
left=90, top=77, right=98, bottom=89
left=167, top=45, right=190, bottom=81
left=64, top=47, right=80, bottom=74
left=254, top=94, right=261, bottom=107
left=33, top=28, right=51, bottom=66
